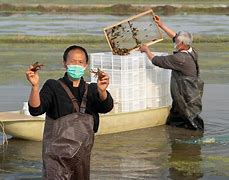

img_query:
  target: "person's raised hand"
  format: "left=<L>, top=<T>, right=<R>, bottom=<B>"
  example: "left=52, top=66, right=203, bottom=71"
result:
left=153, top=15, right=163, bottom=27
left=139, top=44, right=150, bottom=53
left=97, top=71, right=109, bottom=101
left=26, top=65, right=40, bottom=87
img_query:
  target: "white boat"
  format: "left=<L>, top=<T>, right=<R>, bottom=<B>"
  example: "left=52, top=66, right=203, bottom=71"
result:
left=0, top=106, right=170, bottom=141
left=0, top=52, right=171, bottom=141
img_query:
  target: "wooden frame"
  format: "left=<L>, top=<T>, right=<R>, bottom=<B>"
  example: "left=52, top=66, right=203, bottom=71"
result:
left=104, top=9, right=163, bottom=56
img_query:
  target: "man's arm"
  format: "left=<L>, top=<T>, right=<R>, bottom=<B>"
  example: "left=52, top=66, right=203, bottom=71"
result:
left=29, top=85, right=40, bottom=107
left=97, top=71, right=110, bottom=101
left=139, top=45, right=155, bottom=61
left=154, top=15, right=176, bottom=38
left=89, top=83, right=114, bottom=113
left=90, top=71, right=114, bottom=113
left=139, top=45, right=185, bottom=71
left=26, top=66, right=41, bottom=107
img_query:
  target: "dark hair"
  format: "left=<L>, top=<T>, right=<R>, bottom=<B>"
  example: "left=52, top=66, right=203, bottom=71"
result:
left=63, top=45, right=89, bottom=63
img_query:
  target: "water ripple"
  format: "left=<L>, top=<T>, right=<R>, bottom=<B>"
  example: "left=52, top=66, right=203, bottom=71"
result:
left=0, top=14, right=228, bottom=36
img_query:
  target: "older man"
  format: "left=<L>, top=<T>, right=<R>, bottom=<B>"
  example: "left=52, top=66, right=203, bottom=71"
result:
left=26, top=45, right=113, bottom=179
left=140, top=16, right=204, bottom=130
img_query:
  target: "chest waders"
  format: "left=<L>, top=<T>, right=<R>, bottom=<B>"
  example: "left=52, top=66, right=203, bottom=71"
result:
left=166, top=50, right=204, bottom=130
left=42, top=80, right=94, bottom=180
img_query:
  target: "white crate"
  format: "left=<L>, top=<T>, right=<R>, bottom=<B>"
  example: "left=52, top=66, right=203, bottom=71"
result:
left=111, top=69, right=146, bottom=85
left=107, top=85, right=120, bottom=113
left=120, top=84, right=146, bottom=101
left=158, top=96, right=172, bottom=107
left=107, top=84, right=120, bottom=103
left=118, top=99, right=147, bottom=112
left=146, top=83, right=160, bottom=99
left=146, top=68, right=171, bottom=84
left=90, top=51, right=171, bottom=113
left=108, top=84, right=146, bottom=102
left=146, top=95, right=171, bottom=109
left=160, top=83, right=171, bottom=97
left=91, top=69, right=147, bottom=86
left=146, top=69, right=157, bottom=83
left=146, top=97, right=160, bottom=109
left=90, top=52, right=146, bottom=71
left=146, top=83, right=170, bottom=98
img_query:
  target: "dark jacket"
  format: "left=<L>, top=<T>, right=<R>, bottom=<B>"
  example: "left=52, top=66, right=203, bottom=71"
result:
left=29, top=73, right=114, bottom=132
left=152, top=49, right=198, bottom=77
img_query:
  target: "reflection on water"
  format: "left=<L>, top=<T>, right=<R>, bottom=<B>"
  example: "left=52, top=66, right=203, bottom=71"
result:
left=0, top=14, right=228, bottom=36
left=0, top=140, right=42, bottom=179
left=0, top=84, right=229, bottom=179
left=166, top=128, right=204, bottom=180
left=91, top=126, right=169, bottom=179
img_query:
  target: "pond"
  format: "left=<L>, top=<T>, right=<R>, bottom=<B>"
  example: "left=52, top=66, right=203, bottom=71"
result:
left=0, top=13, right=228, bottom=36
left=0, top=12, right=229, bottom=179
left=0, top=84, right=229, bottom=179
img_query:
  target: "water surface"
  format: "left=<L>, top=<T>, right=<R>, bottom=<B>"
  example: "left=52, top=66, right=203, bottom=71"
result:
left=0, top=12, right=229, bottom=180
left=0, top=14, right=228, bottom=36
left=0, top=84, right=229, bottom=179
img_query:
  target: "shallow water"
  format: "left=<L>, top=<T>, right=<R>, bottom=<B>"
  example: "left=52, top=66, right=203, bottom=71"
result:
left=0, top=84, right=229, bottom=179
left=0, top=13, right=228, bottom=36
left=0, top=12, right=229, bottom=180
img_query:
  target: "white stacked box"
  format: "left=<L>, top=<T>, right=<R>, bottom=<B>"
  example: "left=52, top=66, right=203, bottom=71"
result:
left=90, top=52, right=145, bottom=71
left=145, top=53, right=172, bottom=108
left=90, top=51, right=171, bottom=113
left=90, top=52, right=147, bottom=112
left=106, top=85, right=120, bottom=113
left=97, top=69, right=146, bottom=86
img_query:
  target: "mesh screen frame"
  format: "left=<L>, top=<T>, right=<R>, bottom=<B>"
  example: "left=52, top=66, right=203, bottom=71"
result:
left=104, top=9, right=163, bottom=56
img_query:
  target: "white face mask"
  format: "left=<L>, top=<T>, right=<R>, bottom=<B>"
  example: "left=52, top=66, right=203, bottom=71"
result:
left=66, top=65, right=85, bottom=80
left=173, top=42, right=181, bottom=51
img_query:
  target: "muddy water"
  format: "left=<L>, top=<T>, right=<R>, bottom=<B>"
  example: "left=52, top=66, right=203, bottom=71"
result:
left=0, top=12, right=229, bottom=180
left=0, top=14, right=228, bottom=36
left=0, top=84, right=229, bottom=179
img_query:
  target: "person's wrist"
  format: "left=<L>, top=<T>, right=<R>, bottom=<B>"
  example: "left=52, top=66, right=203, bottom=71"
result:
left=98, top=88, right=107, bottom=101
left=158, top=23, right=163, bottom=28
left=146, top=48, right=151, bottom=54
left=32, top=83, right=39, bottom=89
left=98, top=87, right=106, bottom=94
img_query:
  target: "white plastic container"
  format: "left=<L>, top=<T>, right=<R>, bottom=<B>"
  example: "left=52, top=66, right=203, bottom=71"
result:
left=90, top=51, right=171, bottom=113
left=90, top=52, right=146, bottom=71
left=21, top=102, right=31, bottom=116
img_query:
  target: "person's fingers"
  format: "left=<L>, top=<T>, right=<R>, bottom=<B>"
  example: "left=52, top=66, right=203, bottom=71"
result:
left=139, top=45, right=147, bottom=52
left=100, top=75, right=109, bottom=81
left=98, top=79, right=109, bottom=85
left=99, top=82, right=108, bottom=85
left=26, top=71, right=35, bottom=76
left=98, top=75, right=109, bottom=83
left=153, top=15, right=160, bottom=23
left=99, top=72, right=109, bottom=80
left=26, top=71, right=32, bottom=77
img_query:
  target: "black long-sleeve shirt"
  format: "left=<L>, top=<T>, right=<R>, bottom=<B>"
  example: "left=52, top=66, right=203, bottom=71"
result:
left=29, top=73, right=114, bottom=133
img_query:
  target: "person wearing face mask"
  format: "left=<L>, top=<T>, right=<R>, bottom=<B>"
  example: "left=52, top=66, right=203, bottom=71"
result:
left=140, top=16, right=204, bottom=131
left=26, top=45, right=113, bottom=179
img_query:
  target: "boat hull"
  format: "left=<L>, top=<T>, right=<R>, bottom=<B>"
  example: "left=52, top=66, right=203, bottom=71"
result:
left=0, top=107, right=170, bottom=141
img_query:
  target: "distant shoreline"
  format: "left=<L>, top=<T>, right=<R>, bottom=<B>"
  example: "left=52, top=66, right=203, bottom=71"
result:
left=0, top=3, right=228, bottom=15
